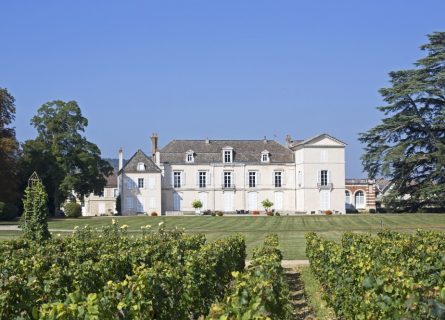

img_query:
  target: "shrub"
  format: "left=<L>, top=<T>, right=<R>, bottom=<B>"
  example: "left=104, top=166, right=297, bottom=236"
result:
left=346, top=207, right=359, bottom=214
left=267, top=211, right=274, bottom=216
left=20, top=179, right=51, bottom=242
left=0, top=202, right=19, bottom=220
left=208, top=234, right=292, bottom=319
left=115, top=195, right=121, bottom=214
left=369, top=208, right=376, bottom=213
left=275, top=212, right=281, bottom=216
left=192, top=199, right=203, bottom=210
left=261, top=199, right=273, bottom=212
left=203, top=210, right=212, bottom=216
left=64, top=201, right=82, bottom=218
left=306, top=231, right=445, bottom=319
left=216, top=211, right=224, bottom=216
left=211, top=211, right=216, bottom=216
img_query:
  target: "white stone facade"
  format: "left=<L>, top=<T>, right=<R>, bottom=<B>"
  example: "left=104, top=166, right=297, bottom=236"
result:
left=111, top=133, right=346, bottom=215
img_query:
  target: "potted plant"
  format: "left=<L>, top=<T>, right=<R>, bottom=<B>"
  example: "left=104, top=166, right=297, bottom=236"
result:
left=192, top=199, right=203, bottom=215
left=252, top=210, right=260, bottom=216
left=324, top=210, right=333, bottom=215
left=261, top=199, right=273, bottom=214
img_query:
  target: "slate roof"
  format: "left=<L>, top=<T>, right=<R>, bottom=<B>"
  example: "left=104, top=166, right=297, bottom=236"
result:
left=160, top=140, right=294, bottom=164
left=120, top=149, right=161, bottom=173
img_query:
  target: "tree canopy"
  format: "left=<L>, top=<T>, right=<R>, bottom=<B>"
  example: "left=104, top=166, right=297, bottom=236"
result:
left=0, top=88, right=19, bottom=203
left=359, top=32, right=445, bottom=211
left=20, top=100, right=113, bottom=213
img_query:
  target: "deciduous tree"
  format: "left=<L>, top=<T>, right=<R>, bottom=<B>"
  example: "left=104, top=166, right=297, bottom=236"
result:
left=20, top=100, right=113, bottom=213
left=0, top=87, right=19, bottom=203
left=359, top=32, right=445, bottom=211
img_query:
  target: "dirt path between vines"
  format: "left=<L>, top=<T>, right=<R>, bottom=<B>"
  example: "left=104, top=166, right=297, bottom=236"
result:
left=285, top=268, right=317, bottom=320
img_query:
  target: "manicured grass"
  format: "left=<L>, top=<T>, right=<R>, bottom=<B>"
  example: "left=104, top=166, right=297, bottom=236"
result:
left=2, top=214, right=445, bottom=259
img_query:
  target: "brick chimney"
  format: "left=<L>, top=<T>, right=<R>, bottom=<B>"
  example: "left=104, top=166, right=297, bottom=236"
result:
left=150, top=133, right=158, bottom=156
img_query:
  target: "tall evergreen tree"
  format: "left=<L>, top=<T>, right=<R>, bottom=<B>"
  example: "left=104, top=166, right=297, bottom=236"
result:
left=359, top=32, right=445, bottom=211
left=0, top=88, right=19, bottom=203
left=19, top=100, right=113, bottom=213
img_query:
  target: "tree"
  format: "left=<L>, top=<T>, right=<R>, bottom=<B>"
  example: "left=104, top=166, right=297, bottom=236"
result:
left=19, top=100, right=113, bottom=214
left=0, top=88, right=19, bottom=203
left=192, top=199, right=203, bottom=213
left=359, top=32, right=445, bottom=211
left=21, top=174, right=51, bottom=242
left=261, top=199, right=273, bottom=212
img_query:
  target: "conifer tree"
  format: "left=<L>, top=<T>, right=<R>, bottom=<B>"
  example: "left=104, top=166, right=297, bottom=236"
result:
left=359, top=32, right=445, bottom=211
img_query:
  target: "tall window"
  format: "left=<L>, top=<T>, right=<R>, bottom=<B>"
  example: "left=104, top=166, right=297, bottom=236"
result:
left=224, top=171, right=232, bottom=188
left=173, top=171, right=182, bottom=188
left=126, top=197, right=133, bottom=209
left=320, top=170, right=328, bottom=186
left=249, top=171, right=257, bottom=188
left=345, top=190, right=351, bottom=204
left=138, top=178, right=144, bottom=189
left=199, top=171, right=207, bottom=188
left=355, top=190, right=365, bottom=208
left=274, top=171, right=282, bottom=188
left=224, top=150, right=232, bottom=163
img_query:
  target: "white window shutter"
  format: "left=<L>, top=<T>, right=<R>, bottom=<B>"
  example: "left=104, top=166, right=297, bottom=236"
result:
left=207, top=172, right=211, bottom=186
left=257, top=172, right=261, bottom=186
left=196, top=172, right=199, bottom=187
left=317, top=171, right=320, bottom=184
left=182, top=172, right=186, bottom=186
left=221, top=172, right=224, bottom=185
left=282, top=171, right=286, bottom=185
left=171, top=172, right=174, bottom=187
left=245, top=172, right=249, bottom=186
left=328, top=171, right=332, bottom=184
left=232, top=172, right=236, bottom=186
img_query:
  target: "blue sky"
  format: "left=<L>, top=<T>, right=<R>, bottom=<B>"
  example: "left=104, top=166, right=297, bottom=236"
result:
left=2, top=1, right=444, bottom=178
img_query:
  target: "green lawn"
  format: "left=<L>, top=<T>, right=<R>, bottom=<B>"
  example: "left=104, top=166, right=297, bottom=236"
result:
left=2, top=214, right=445, bottom=259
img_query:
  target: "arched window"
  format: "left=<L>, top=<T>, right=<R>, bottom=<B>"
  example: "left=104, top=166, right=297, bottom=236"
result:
left=345, top=190, right=351, bottom=204
left=355, top=190, right=365, bottom=209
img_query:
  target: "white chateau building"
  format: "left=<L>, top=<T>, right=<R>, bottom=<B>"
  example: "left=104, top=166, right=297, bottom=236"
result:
left=113, top=133, right=346, bottom=215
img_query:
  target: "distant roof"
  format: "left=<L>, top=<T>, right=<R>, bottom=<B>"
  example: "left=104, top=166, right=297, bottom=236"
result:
left=345, top=178, right=372, bottom=185
left=120, top=149, right=161, bottom=173
left=160, top=140, right=294, bottom=164
left=105, top=172, right=117, bottom=188
left=375, top=178, right=392, bottom=192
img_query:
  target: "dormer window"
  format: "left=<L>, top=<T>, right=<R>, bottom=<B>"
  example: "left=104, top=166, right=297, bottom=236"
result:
left=137, top=162, right=145, bottom=171
left=185, top=150, right=194, bottom=163
left=222, top=147, right=233, bottom=163
left=261, top=150, right=270, bottom=163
